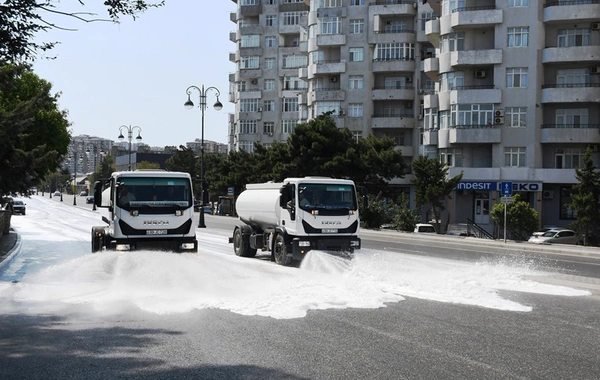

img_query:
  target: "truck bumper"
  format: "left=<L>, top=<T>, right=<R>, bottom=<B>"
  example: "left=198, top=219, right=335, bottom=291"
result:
left=108, top=236, right=198, bottom=253
left=291, top=236, right=361, bottom=260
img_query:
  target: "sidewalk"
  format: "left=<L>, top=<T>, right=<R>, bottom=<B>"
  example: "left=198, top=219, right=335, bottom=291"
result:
left=0, top=227, right=21, bottom=271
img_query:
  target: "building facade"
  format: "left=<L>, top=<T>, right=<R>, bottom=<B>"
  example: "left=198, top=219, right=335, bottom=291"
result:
left=228, top=0, right=600, bottom=232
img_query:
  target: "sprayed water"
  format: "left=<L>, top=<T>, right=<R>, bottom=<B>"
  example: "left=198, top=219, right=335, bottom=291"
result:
left=0, top=196, right=591, bottom=319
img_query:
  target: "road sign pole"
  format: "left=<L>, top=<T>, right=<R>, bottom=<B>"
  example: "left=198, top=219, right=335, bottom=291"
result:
left=504, top=202, right=507, bottom=243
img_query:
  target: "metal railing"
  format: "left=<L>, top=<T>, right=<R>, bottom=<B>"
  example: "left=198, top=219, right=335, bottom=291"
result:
left=466, top=218, right=494, bottom=240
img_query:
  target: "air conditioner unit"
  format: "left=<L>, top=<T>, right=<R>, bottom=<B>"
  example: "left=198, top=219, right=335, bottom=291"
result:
left=251, top=79, right=258, bottom=85
left=258, top=106, right=263, bottom=112
left=591, top=66, right=600, bottom=74
left=592, top=22, right=600, bottom=30
left=494, top=117, right=504, bottom=125
left=495, top=109, right=504, bottom=117
left=330, top=76, right=338, bottom=83
left=406, top=77, right=413, bottom=83
left=475, top=70, right=486, bottom=78
left=543, top=190, right=554, bottom=200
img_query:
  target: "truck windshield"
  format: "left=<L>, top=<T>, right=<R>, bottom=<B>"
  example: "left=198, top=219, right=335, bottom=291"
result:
left=298, top=183, right=357, bottom=213
left=117, top=177, right=192, bottom=209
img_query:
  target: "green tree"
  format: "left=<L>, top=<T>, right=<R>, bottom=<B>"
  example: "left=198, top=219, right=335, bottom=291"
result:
left=0, top=64, right=70, bottom=196
left=490, top=194, right=539, bottom=241
left=392, top=192, right=421, bottom=232
left=568, top=146, right=600, bottom=246
left=1, top=0, right=164, bottom=63
left=411, top=156, right=463, bottom=233
left=137, top=161, right=160, bottom=170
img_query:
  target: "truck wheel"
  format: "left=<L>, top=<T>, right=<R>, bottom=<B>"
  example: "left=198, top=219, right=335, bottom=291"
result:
left=273, top=233, right=293, bottom=266
left=233, top=227, right=257, bottom=257
left=91, top=226, right=104, bottom=253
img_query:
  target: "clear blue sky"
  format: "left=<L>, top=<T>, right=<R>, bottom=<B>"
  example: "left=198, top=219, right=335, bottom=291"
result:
left=33, top=1, right=236, bottom=147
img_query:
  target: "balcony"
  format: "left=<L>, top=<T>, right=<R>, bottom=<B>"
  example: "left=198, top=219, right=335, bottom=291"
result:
left=307, top=60, right=346, bottom=78
left=369, top=1, right=417, bottom=16
left=541, top=83, right=600, bottom=103
left=368, top=29, right=416, bottom=45
left=239, top=4, right=261, bottom=17
left=316, top=34, right=346, bottom=46
left=450, top=6, right=503, bottom=28
left=423, top=56, right=439, bottom=81
left=448, top=49, right=503, bottom=68
left=448, top=125, right=501, bottom=144
left=371, top=85, right=414, bottom=101
left=533, top=168, right=577, bottom=184
left=371, top=113, right=415, bottom=129
left=542, top=45, right=600, bottom=64
left=423, top=93, right=438, bottom=109
left=540, top=124, right=600, bottom=144
left=372, top=58, right=416, bottom=73
left=450, top=85, right=502, bottom=104
left=395, top=145, right=414, bottom=157
left=543, top=1, right=600, bottom=23
left=311, top=87, right=345, bottom=102
left=421, top=129, right=438, bottom=146
left=425, top=18, right=440, bottom=47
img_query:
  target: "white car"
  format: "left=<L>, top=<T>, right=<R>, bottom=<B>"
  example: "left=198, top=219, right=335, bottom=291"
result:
left=528, top=229, right=578, bottom=245
left=414, top=223, right=436, bottom=233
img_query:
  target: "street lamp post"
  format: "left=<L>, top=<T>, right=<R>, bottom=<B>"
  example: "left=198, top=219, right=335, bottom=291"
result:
left=184, top=85, right=223, bottom=228
left=73, top=141, right=78, bottom=206
left=86, top=145, right=105, bottom=211
left=118, top=125, right=142, bottom=171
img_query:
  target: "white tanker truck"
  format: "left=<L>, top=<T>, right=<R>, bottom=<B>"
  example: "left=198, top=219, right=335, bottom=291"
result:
left=230, top=177, right=361, bottom=266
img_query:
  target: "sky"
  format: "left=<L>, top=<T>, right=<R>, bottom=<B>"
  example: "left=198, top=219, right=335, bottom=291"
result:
left=0, top=195, right=590, bottom=319
left=32, top=1, right=237, bottom=147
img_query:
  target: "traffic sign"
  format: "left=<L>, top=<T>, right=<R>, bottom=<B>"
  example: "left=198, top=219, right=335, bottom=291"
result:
left=501, top=196, right=513, bottom=204
left=500, top=182, right=513, bottom=196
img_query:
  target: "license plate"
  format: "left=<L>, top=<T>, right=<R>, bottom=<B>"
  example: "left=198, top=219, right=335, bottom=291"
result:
left=146, top=229, right=167, bottom=235
left=323, top=228, right=338, bottom=233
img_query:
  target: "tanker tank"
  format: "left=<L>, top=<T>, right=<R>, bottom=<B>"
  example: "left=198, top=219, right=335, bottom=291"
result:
left=236, top=183, right=283, bottom=231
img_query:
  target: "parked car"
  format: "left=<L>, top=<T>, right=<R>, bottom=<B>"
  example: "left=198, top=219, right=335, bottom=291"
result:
left=53, top=191, right=61, bottom=197
left=12, top=200, right=26, bottom=215
left=528, top=229, right=579, bottom=245
left=79, top=190, right=88, bottom=196
left=203, top=205, right=213, bottom=215
left=414, top=223, right=436, bottom=233
left=86, top=196, right=94, bottom=204
left=530, top=227, right=558, bottom=239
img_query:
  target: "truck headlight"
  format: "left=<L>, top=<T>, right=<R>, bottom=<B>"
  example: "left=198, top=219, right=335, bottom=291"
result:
left=180, top=243, right=195, bottom=250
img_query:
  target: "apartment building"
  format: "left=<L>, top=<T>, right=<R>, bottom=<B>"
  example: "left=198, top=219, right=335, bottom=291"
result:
left=229, top=0, right=600, bottom=232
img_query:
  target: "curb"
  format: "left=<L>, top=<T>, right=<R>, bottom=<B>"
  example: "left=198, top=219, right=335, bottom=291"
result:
left=0, top=228, right=22, bottom=273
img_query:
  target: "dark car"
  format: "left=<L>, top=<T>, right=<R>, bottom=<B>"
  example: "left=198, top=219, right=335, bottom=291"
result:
left=12, top=200, right=26, bottom=215
left=86, top=196, right=94, bottom=204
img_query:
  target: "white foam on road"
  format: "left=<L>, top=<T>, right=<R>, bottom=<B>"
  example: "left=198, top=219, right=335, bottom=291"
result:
left=0, top=195, right=591, bottom=319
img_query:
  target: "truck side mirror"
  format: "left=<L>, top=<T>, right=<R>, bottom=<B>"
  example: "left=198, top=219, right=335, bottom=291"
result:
left=279, top=184, right=292, bottom=208
left=93, top=181, right=103, bottom=208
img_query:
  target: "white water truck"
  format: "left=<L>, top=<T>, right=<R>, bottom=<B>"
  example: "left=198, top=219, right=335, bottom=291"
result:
left=230, top=177, right=361, bottom=266
left=91, top=170, right=198, bottom=253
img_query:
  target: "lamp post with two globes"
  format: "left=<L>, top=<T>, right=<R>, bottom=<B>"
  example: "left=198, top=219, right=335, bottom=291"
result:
left=118, top=125, right=142, bottom=171
left=184, top=85, right=223, bottom=228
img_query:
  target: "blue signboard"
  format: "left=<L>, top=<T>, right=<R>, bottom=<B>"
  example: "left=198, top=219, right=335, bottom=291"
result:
left=456, top=181, right=498, bottom=191
left=500, top=182, right=513, bottom=196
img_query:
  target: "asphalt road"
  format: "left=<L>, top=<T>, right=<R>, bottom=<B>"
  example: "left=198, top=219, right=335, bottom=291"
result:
left=1, top=196, right=599, bottom=380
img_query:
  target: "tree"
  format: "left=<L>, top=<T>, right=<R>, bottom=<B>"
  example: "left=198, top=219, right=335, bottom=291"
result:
left=1, top=0, right=164, bottom=63
left=411, top=156, right=463, bottom=233
left=90, top=154, right=115, bottom=185
left=136, top=161, right=160, bottom=170
left=568, top=146, right=600, bottom=246
left=490, top=194, right=538, bottom=241
left=0, top=64, right=70, bottom=196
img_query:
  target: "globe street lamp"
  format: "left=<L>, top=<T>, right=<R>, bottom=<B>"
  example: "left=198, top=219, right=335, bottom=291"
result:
left=184, top=85, right=223, bottom=228
left=118, top=125, right=142, bottom=171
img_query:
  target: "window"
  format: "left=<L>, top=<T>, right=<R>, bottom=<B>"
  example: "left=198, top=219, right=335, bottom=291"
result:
left=284, top=76, right=306, bottom=90
left=311, top=51, right=324, bottom=64
left=421, top=12, right=435, bottom=31
left=321, top=0, right=342, bottom=7
left=440, top=71, right=464, bottom=92
left=348, top=103, right=363, bottom=117
left=239, top=120, right=257, bottom=134
left=557, top=68, right=589, bottom=86
left=263, top=100, right=275, bottom=112
left=283, top=55, right=307, bottom=68
left=442, top=0, right=466, bottom=16
left=264, top=79, right=276, bottom=91
left=239, top=141, right=254, bottom=153
left=424, top=108, right=438, bottom=130
left=240, top=34, right=260, bottom=48
left=451, top=104, right=494, bottom=127
left=439, top=148, right=463, bottom=167
left=316, top=101, right=341, bottom=116
left=508, top=0, right=529, bottom=6
left=556, top=108, right=589, bottom=128
left=240, top=0, right=258, bottom=4
left=440, top=33, right=465, bottom=53
left=282, top=119, right=298, bottom=134
left=319, top=17, right=341, bottom=34
left=350, top=0, right=364, bottom=5
left=507, top=27, right=529, bottom=48
left=506, top=68, right=528, bottom=88
left=265, top=36, right=277, bottom=48
left=558, top=28, right=591, bottom=47
left=504, top=147, right=526, bottom=167
left=265, top=15, right=277, bottom=26
left=349, top=75, right=364, bottom=89
left=560, top=186, right=575, bottom=220
left=240, top=99, right=259, bottom=112
left=264, top=58, right=276, bottom=69
left=240, top=56, right=260, bottom=69
left=555, top=148, right=585, bottom=169
left=266, top=0, right=276, bottom=4
left=349, top=47, right=364, bottom=62
left=283, top=97, right=299, bottom=112
left=349, top=19, right=364, bottom=34
left=374, top=42, right=414, bottom=61
left=263, top=122, right=275, bottom=135
left=384, top=20, right=407, bottom=34
left=282, top=12, right=302, bottom=26
left=506, top=107, right=527, bottom=127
